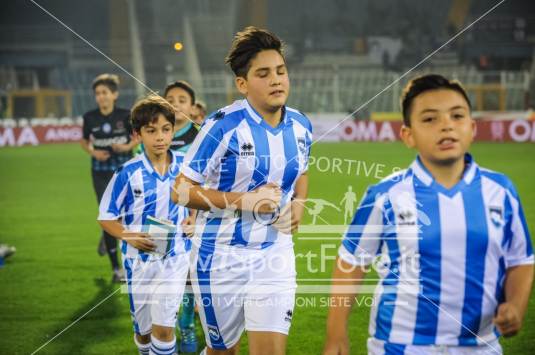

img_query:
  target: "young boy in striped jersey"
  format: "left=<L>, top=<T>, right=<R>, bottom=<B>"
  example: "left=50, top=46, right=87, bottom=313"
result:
left=172, top=27, right=311, bottom=354
left=324, top=74, right=533, bottom=355
left=98, top=95, right=191, bottom=355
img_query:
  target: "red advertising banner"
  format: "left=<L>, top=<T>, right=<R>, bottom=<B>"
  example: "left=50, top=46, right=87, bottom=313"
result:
left=338, top=119, right=535, bottom=143
left=1, top=119, right=535, bottom=147
left=0, top=125, right=83, bottom=147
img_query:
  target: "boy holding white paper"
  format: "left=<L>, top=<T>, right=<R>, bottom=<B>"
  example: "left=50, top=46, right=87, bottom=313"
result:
left=98, top=95, right=192, bottom=355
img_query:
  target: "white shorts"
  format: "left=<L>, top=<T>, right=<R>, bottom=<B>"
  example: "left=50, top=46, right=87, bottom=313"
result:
left=190, top=240, right=297, bottom=350
left=367, top=337, right=503, bottom=355
left=123, top=253, right=190, bottom=335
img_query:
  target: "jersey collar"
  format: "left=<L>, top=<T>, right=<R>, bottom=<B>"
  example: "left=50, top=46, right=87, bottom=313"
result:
left=242, top=99, right=288, bottom=134
left=411, top=153, right=479, bottom=189
left=99, top=107, right=116, bottom=118
left=140, top=150, right=177, bottom=180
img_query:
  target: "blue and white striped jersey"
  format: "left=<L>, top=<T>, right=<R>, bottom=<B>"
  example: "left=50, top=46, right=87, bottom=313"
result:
left=339, top=154, right=533, bottom=346
left=181, top=99, right=312, bottom=249
left=98, top=150, right=191, bottom=260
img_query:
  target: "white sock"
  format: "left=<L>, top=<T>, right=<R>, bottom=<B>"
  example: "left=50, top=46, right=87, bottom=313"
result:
left=149, top=335, right=176, bottom=355
left=133, top=334, right=150, bottom=355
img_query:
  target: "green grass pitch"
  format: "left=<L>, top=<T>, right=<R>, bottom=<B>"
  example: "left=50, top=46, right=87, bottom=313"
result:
left=0, top=142, right=534, bottom=354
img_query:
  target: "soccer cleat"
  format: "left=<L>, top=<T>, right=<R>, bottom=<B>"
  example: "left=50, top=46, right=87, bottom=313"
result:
left=179, top=326, right=198, bottom=353
left=112, top=268, right=126, bottom=283
left=0, top=244, right=16, bottom=268
left=0, top=244, right=16, bottom=259
left=97, top=236, right=106, bottom=256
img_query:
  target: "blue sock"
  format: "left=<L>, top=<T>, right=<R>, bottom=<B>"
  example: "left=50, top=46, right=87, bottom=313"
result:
left=179, top=292, right=195, bottom=329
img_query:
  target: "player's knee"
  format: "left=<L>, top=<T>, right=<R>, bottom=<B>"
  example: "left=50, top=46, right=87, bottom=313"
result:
left=135, top=333, right=151, bottom=345
left=248, top=332, right=287, bottom=355
left=151, top=325, right=175, bottom=342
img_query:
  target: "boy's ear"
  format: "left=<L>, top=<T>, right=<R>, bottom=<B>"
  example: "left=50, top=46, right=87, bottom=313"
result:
left=235, top=76, right=247, bottom=96
left=400, top=125, right=415, bottom=148
left=112, top=91, right=119, bottom=101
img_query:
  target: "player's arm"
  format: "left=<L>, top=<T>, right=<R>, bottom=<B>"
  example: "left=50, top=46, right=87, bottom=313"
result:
left=80, top=137, right=92, bottom=155
left=290, top=172, right=308, bottom=233
left=494, top=186, right=535, bottom=337
left=324, top=186, right=385, bottom=354
left=323, top=258, right=367, bottom=355
left=99, top=219, right=155, bottom=252
left=181, top=208, right=198, bottom=237
left=289, top=126, right=312, bottom=233
left=274, top=172, right=309, bottom=234
left=97, top=169, right=154, bottom=252
left=171, top=174, right=281, bottom=213
left=494, top=264, right=534, bottom=337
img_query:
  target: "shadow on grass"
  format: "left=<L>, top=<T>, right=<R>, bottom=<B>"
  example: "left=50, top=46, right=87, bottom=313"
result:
left=39, top=277, right=124, bottom=354
left=38, top=278, right=211, bottom=354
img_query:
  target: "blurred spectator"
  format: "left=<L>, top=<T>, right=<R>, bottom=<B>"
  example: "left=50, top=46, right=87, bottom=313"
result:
left=192, top=100, right=207, bottom=125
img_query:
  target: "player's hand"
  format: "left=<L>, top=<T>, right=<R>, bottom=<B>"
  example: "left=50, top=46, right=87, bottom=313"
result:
left=121, top=231, right=155, bottom=252
left=92, top=150, right=110, bottom=161
left=272, top=199, right=304, bottom=234
left=290, top=198, right=306, bottom=234
left=181, top=216, right=196, bottom=238
left=242, top=183, right=282, bottom=213
left=323, top=335, right=350, bottom=355
left=272, top=202, right=291, bottom=234
left=494, top=302, right=522, bottom=337
left=111, top=143, right=131, bottom=153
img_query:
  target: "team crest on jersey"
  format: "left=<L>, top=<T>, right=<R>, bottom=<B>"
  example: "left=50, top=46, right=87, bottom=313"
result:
left=297, top=137, right=306, bottom=154
left=489, top=206, right=504, bottom=227
left=207, top=325, right=220, bottom=340
left=240, top=142, right=254, bottom=156
left=284, top=309, right=293, bottom=323
left=114, top=121, right=125, bottom=133
left=102, top=122, right=112, bottom=134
